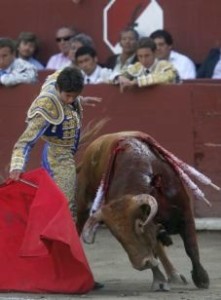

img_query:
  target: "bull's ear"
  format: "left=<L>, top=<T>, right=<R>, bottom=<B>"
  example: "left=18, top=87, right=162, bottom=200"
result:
left=132, top=194, right=158, bottom=227
left=135, top=204, right=151, bottom=235
left=140, top=204, right=151, bottom=220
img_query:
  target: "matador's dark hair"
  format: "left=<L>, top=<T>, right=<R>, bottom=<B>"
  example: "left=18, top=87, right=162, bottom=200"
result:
left=137, top=37, right=156, bottom=52
left=56, top=66, right=84, bottom=93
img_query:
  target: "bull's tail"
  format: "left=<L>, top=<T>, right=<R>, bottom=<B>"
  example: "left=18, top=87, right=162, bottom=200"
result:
left=76, top=118, right=110, bottom=174
left=79, top=118, right=110, bottom=148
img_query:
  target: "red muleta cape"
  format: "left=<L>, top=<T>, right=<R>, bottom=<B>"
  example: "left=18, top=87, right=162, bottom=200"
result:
left=0, top=168, right=94, bottom=293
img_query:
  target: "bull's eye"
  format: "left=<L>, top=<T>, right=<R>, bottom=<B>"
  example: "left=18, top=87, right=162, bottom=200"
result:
left=138, top=222, right=143, bottom=228
left=135, top=219, right=145, bottom=234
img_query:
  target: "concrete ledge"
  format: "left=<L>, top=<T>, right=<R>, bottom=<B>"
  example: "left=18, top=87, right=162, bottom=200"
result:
left=195, top=218, right=221, bottom=230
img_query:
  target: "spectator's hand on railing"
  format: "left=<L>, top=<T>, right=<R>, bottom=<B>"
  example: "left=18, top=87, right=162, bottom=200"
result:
left=118, top=76, right=137, bottom=93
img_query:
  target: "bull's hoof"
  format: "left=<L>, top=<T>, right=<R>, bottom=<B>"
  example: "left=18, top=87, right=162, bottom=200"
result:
left=168, top=272, right=188, bottom=285
left=191, top=266, right=210, bottom=289
left=151, top=266, right=170, bottom=291
left=151, top=280, right=170, bottom=292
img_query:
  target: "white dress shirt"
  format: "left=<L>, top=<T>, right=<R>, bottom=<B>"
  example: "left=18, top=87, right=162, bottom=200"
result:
left=212, top=55, right=221, bottom=79
left=27, top=57, right=45, bottom=70
left=84, top=65, right=112, bottom=84
left=112, top=54, right=136, bottom=74
left=169, top=50, right=196, bottom=79
left=46, top=53, right=71, bottom=70
left=0, top=58, right=37, bottom=86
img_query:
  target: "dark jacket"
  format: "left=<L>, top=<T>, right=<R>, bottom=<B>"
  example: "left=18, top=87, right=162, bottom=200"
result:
left=197, top=48, right=220, bottom=78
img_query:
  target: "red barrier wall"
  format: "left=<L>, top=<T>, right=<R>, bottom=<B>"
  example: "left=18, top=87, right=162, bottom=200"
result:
left=0, top=82, right=220, bottom=218
left=1, top=0, right=221, bottom=64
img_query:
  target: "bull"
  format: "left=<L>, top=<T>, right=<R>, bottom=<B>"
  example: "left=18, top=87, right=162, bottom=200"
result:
left=76, top=131, right=218, bottom=291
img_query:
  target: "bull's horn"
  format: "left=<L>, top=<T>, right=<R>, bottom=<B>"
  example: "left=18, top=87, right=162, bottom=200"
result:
left=132, top=194, right=158, bottom=227
left=81, top=210, right=103, bottom=244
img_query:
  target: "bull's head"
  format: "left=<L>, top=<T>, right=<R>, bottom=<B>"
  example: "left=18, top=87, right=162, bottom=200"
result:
left=82, top=194, right=159, bottom=270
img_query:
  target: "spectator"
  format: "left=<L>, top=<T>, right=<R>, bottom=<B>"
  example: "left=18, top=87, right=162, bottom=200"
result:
left=105, top=27, right=139, bottom=73
left=116, top=37, right=178, bottom=92
left=75, top=46, right=112, bottom=84
left=0, top=37, right=37, bottom=86
left=150, top=29, right=196, bottom=80
left=46, top=26, right=76, bottom=70
left=16, top=31, right=44, bottom=70
left=197, top=47, right=221, bottom=78
left=68, top=33, right=94, bottom=65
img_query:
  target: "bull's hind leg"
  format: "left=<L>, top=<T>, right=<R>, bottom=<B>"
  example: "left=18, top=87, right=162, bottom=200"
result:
left=156, top=242, right=188, bottom=285
left=180, top=215, right=209, bottom=289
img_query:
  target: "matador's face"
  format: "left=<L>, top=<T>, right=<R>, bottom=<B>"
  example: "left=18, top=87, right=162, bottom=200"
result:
left=59, top=90, right=81, bottom=105
left=136, top=47, right=155, bottom=69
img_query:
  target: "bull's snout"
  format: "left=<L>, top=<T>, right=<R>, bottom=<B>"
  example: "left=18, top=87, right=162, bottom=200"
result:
left=133, top=256, right=159, bottom=271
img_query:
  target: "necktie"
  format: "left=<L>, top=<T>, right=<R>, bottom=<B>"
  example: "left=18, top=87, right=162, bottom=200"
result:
left=86, top=78, right=90, bottom=84
left=145, top=69, right=150, bottom=74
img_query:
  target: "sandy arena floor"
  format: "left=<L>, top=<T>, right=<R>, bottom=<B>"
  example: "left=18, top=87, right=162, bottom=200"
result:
left=0, top=229, right=220, bottom=300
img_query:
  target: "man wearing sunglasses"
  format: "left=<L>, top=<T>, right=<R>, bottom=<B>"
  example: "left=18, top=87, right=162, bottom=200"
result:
left=46, top=26, right=75, bottom=70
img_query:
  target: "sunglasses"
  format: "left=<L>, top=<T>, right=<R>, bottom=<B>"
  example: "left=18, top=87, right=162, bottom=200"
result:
left=56, top=36, right=72, bottom=42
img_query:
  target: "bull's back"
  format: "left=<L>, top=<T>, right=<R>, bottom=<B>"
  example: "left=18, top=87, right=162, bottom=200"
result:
left=79, top=132, right=129, bottom=188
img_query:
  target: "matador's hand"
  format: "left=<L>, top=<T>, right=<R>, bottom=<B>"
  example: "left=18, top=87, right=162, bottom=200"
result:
left=9, top=169, right=22, bottom=181
left=81, top=96, right=102, bottom=107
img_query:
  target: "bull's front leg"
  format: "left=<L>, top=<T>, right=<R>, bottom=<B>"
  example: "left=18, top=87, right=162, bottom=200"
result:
left=150, top=264, right=170, bottom=291
left=156, top=242, right=188, bottom=285
left=179, top=211, right=209, bottom=289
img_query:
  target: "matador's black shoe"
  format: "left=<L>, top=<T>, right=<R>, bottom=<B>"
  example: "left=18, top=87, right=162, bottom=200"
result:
left=93, top=281, right=104, bottom=290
